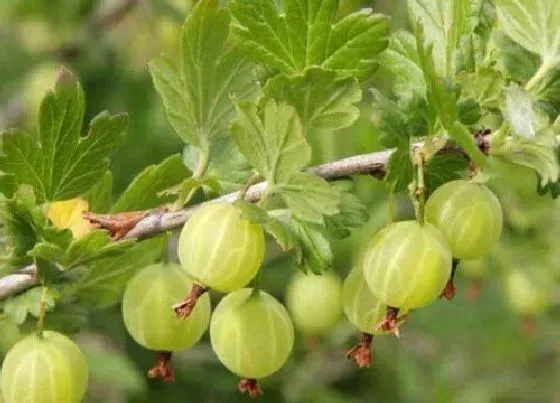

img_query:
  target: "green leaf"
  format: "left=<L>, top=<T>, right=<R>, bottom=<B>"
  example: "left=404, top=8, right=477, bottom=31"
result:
left=458, top=98, right=482, bottom=125
left=384, top=148, right=414, bottom=193
left=263, top=216, right=297, bottom=251
left=496, top=0, right=560, bottom=66
left=83, top=172, right=113, bottom=213
left=149, top=0, right=258, bottom=167
left=0, top=185, right=48, bottom=272
left=197, top=138, right=252, bottom=193
left=425, top=153, right=468, bottom=195
left=111, top=154, right=189, bottom=213
left=415, top=27, right=458, bottom=129
left=277, top=172, right=340, bottom=224
left=532, top=67, right=560, bottom=120
left=63, top=236, right=164, bottom=308
left=230, top=0, right=389, bottom=79
left=20, top=303, right=88, bottom=334
left=234, top=200, right=269, bottom=224
left=29, top=231, right=134, bottom=271
left=378, top=30, right=426, bottom=99
left=288, top=219, right=333, bottom=273
left=3, top=287, right=57, bottom=325
left=494, top=32, right=540, bottom=83
left=492, top=135, right=559, bottom=188
left=263, top=68, right=362, bottom=132
left=408, top=0, right=485, bottom=78
left=230, top=99, right=310, bottom=184
left=324, top=181, right=369, bottom=238
left=457, top=68, right=505, bottom=110
left=322, top=9, right=390, bottom=80
left=0, top=69, right=127, bottom=202
left=0, top=173, right=17, bottom=199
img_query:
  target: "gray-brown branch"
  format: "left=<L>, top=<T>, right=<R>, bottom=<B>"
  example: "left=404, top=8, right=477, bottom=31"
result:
left=0, top=141, right=462, bottom=301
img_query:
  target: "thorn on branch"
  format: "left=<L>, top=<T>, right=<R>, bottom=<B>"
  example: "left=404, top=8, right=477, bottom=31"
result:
left=345, top=332, right=373, bottom=368
left=173, top=284, right=207, bottom=319
left=147, top=352, right=175, bottom=383
left=83, top=206, right=168, bottom=240
left=238, top=378, right=263, bottom=398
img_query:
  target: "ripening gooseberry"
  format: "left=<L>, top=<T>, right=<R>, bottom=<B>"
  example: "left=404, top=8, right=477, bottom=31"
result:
left=286, top=271, right=343, bottom=335
left=362, top=221, right=452, bottom=310
left=425, top=180, right=503, bottom=260
left=1, top=331, right=88, bottom=403
left=505, top=269, right=550, bottom=316
left=342, top=267, right=408, bottom=335
left=210, top=288, right=294, bottom=397
left=122, top=263, right=211, bottom=352
left=342, top=267, right=409, bottom=368
left=178, top=203, right=265, bottom=293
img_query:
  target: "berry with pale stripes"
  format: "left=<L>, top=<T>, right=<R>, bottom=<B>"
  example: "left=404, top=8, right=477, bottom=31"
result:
left=210, top=288, right=294, bottom=397
left=342, top=267, right=408, bottom=368
left=425, top=180, right=503, bottom=260
left=361, top=221, right=452, bottom=310
left=178, top=203, right=265, bottom=293
left=286, top=271, right=343, bottom=335
left=122, top=263, right=211, bottom=381
left=1, top=331, right=88, bottom=403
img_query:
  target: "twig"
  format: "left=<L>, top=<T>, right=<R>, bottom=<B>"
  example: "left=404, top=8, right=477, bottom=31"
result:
left=0, top=135, right=487, bottom=301
left=124, top=146, right=400, bottom=240
left=0, top=265, right=37, bottom=300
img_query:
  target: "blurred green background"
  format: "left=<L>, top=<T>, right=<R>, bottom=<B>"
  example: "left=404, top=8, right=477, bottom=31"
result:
left=1, top=1, right=559, bottom=402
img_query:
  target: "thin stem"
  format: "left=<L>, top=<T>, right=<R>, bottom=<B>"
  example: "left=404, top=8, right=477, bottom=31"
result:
left=387, top=184, right=395, bottom=226
left=251, top=270, right=262, bottom=296
left=414, top=149, right=426, bottom=226
left=36, top=284, right=48, bottom=335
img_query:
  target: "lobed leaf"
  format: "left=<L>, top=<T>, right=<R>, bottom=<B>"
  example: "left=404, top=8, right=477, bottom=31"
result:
left=149, top=0, right=258, bottom=180
left=110, top=154, right=189, bottom=213
left=230, top=0, right=389, bottom=80
left=263, top=68, right=362, bottom=132
left=0, top=68, right=127, bottom=202
left=496, top=0, right=560, bottom=66
left=230, top=99, right=310, bottom=184
left=277, top=172, right=340, bottom=224
left=62, top=236, right=164, bottom=308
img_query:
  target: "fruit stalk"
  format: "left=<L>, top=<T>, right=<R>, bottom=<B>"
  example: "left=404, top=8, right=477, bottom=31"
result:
left=441, top=258, right=461, bottom=300
left=147, top=351, right=175, bottom=383
left=345, top=332, right=374, bottom=368
left=173, top=283, right=208, bottom=319
left=414, top=149, right=426, bottom=226
left=238, top=378, right=263, bottom=398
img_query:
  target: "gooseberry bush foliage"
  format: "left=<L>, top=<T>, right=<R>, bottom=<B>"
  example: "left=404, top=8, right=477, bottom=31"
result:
left=0, top=0, right=559, bottom=400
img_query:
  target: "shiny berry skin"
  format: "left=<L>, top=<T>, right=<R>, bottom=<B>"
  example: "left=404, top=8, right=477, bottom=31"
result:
left=361, top=221, right=452, bottom=310
left=210, top=288, right=294, bottom=380
left=1, top=331, right=88, bottom=403
left=178, top=203, right=265, bottom=292
left=342, top=267, right=408, bottom=334
left=286, top=271, right=343, bottom=335
left=122, top=263, right=211, bottom=351
left=425, top=180, right=503, bottom=260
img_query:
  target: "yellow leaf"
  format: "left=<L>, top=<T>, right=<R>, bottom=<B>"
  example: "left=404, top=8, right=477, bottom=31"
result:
left=47, top=198, right=93, bottom=239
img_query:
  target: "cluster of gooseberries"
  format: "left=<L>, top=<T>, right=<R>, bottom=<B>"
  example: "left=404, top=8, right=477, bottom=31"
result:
left=0, top=179, right=504, bottom=401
